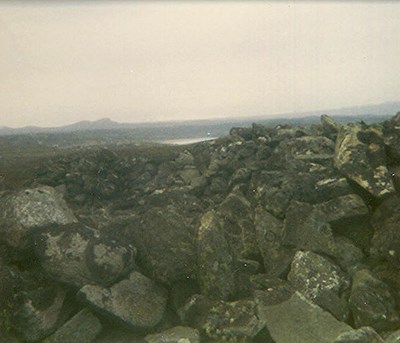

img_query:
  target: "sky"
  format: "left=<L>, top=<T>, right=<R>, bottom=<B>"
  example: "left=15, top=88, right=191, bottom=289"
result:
left=1, top=1, right=400, bottom=128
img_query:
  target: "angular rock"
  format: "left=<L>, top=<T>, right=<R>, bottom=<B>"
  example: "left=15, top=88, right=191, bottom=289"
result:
left=382, top=112, right=400, bottom=164
left=34, top=222, right=136, bottom=288
left=78, top=271, right=167, bottom=330
left=255, top=207, right=293, bottom=277
left=203, top=300, right=264, bottom=342
left=253, top=278, right=295, bottom=307
left=334, top=122, right=394, bottom=198
left=145, top=326, right=200, bottom=343
left=371, top=195, right=400, bottom=267
left=178, top=294, right=216, bottom=329
left=283, top=195, right=369, bottom=257
left=110, top=206, right=197, bottom=284
left=288, top=250, right=350, bottom=321
left=283, top=200, right=337, bottom=254
left=349, top=269, right=400, bottom=331
left=43, top=308, right=102, bottom=343
left=0, top=186, right=77, bottom=249
left=258, top=292, right=352, bottom=343
left=197, top=211, right=235, bottom=300
left=333, top=327, right=384, bottom=343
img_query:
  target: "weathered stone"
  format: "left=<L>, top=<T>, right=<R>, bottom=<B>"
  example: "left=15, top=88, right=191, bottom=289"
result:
left=43, top=308, right=102, bottom=343
left=203, top=300, right=264, bottom=342
left=145, top=326, right=200, bottom=343
left=283, top=200, right=336, bottom=254
left=78, top=271, right=167, bottom=330
left=0, top=186, right=77, bottom=250
left=218, top=191, right=257, bottom=258
left=258, top=292, right=352, bottom=343
left=333, top=327, right=384, bottom=343
left=253, top=279, right=295, bottom=307
left=371, top=195, right=400, bottom=268
left=313, top=177, right=353, bottom=202
left=349, top=269, right=400, bottom=331
left=108, top=206, right=197, bottom=284
left=288, top=250, right=350, bottom=321
left=283, top=195, right=369, bottom=257
left=14, top=286, right=67, bottom=342
left=254, top=207, right=293, bottom=277
left=197, top=211, right=235, bottom=300
left=385, top=329, right=400, bottom=343
left=382, top=112, right=400, bottom=164
left=334, top=122, right=394, bottom=198
left=34, top=222, right=136, bottom=288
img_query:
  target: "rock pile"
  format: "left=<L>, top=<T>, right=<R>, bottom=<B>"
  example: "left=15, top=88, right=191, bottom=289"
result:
left=2, top=113, right=400, bottom=342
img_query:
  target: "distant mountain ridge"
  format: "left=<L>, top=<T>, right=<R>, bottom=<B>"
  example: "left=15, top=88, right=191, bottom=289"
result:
left=1, top=101, right=399, bottom=136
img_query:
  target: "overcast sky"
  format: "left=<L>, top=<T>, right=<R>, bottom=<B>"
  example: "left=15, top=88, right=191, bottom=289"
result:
left=1, top=1, right=400, bottom=128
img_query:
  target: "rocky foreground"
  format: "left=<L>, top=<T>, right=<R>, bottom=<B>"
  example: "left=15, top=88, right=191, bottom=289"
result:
left=2, top=114, right=400, bottom=342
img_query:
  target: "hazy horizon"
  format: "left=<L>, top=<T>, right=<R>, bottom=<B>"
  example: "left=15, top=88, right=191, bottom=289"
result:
left=1, top=1, right=400, bottom=128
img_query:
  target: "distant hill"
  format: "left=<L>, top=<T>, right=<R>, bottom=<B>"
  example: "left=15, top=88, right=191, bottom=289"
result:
left=0, top=101, right=399, bottom=139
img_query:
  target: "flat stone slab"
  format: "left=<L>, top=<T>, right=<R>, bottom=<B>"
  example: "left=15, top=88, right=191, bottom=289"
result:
left=258, top=292, right=351, bottom=343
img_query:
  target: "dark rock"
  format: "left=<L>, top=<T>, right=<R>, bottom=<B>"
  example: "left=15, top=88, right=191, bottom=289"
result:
left=145, top=326, right=200, bottom=343
left=254, top=207, right=294, bottom=277
left=43, top=308, right=102, bottom=343
left=333, top=327, right=384, bottom=343
left=288, top=250, right=350, bottom=321
left=108, top=206, right=197, bottom=284
left=334, top=122, right=394, bottom=198
left=371, top=195, right=400, bottom=267
left=382, top=112, right=400, bottom=164
left=0, top=186, right=77, bottom=250
left=197, top=211, right=235, bottom=300
left=349, top=269, right=400, bottom=331
left=78, top=271, right=168, bottom=330
left=258, top=292, right=352, bottom=343
left=253, top=279, right=295, bottom=307
left=218, top=191, right=258, bottom=258
left=34, top=222, right=136, bottom=288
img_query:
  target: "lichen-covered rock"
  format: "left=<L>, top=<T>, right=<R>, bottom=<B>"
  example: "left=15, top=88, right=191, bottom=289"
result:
left=197, top=211, right=235, bottom=301
left=385, top=329, right=400, bottom=343
left=333, top=327, right=384, bottom=343
left=258, top=292, right=352, bottom=343
left=78, top=271, right=167, bottom=330
left=145, top=326, right=200, bottom=343
left=349, top=269, right=400, bottom=332
left=371, top=195, right=400, bottom=267
left=334, top=122, right=394, bottom=198
left=382, top=112, right=400, bottom=164
left=254, top=207, right=293, bottom=277
left=34, top=222, right=136, bottom=288
left=0, top=186, right=77, bottom=250
left=321, top=114, right=340, bottom=140
left=43, top=308, right=102, bottom=343
left=288, top=250, right=350, bottom=321
left=203, top=300, right=264, bottom=342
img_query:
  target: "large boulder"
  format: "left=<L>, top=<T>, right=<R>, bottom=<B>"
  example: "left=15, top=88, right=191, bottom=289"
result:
left=78, top=271, right=168, bottom=330
left=34, top=222, right=136, bottom=288
left=258, top=292, right=352, bottom=343
left=0, top=186, right=77, bottom=250
left=334, top=122, right=394, bottom=198
left=333, top=327, right=384, bottom=343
